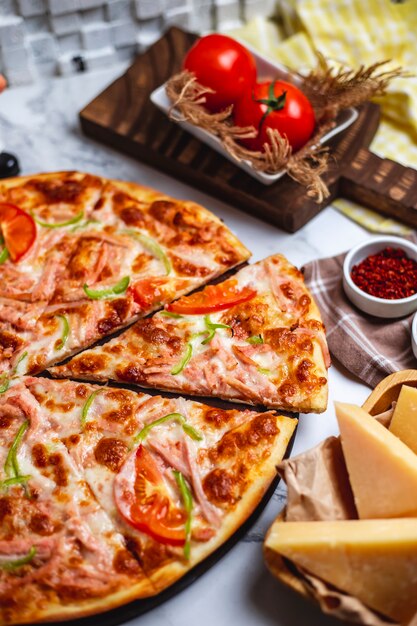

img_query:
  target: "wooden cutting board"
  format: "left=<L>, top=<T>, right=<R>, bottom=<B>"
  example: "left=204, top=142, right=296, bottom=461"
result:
left=80, top=27, right=417, bottom=233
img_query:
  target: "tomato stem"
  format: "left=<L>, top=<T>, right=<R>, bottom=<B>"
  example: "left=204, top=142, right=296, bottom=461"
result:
left=254, top=80, right=287, bottom=132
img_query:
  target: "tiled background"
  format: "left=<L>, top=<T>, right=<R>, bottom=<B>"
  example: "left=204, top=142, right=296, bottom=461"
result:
left=0, top=0, right=275, bottom=85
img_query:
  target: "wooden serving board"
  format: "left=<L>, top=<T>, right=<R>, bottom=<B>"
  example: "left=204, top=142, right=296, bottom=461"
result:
left=80, top=27, right=417, bottom=233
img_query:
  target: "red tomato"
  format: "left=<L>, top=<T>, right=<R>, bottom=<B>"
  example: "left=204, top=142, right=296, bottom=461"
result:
left=233, top=80, right=315, bottom=152
left=0, top=203, right=36, bottom=262
left=183, top=34, right=257, bottom=113
left=115, top=445, right=186, bottom=546
left=129, top=277, right=170, bottom=310
left=167, top=280, right=256, bottom=315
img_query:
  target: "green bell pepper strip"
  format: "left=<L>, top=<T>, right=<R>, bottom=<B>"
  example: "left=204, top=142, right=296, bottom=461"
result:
left=258, top=368, right=272, bottom=376
left=34, top=210, right=84, bottom=229
left=0, top=373, right=9, bottom=394
left=55, top=315, right=69, bottom=351
left=0, top=351, right=28, bottom=394
left=247, top=335, right=264, bottom=344
left=83, top=276, right=130, bottom=300
left=0, top=247, right=9, bottom=264
left=201, top=315, right=231, bottom=345
left=173, top=470, right=193, bottom=560
left=124, top=229, right=171, bottom=275
left=0, top=350, right=28, bottom=395
left=14, top=351, right=28, bottom=373
left=1, top=474, right=31, bottom=489
left=4, top=419, right=29, bottom=479
left=71, top=218, right=99, bottom=232
left=171, top=343, right=193, bottom=375
left=81, top=389, right=103, bottom=428
left=160, top=311, right=183, bottom=319
left=0, top=546, right=37, bottom=571
left=134, top=412, right=202, bottom=444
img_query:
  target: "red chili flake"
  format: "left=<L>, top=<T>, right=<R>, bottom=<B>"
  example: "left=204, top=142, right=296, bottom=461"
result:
left=351, top=247, right=417, bottom=300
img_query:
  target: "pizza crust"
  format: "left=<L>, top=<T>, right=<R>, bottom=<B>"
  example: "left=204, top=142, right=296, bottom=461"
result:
left=13, top=578, right=157, bottom=625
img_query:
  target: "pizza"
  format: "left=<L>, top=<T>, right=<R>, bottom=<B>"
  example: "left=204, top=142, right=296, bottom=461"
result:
left=0, top=171, right=249, bottom=378
left=50, top=254, right=330, bottom=413
left=0, top=376, right=297, bottom=624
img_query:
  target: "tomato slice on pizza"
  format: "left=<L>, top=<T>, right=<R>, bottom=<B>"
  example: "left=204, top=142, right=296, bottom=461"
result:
left=167, top=280, right=256, bottom=314
left=115, top=445, right=187, bottom=546
left=0, top=202, right=36, bottom=261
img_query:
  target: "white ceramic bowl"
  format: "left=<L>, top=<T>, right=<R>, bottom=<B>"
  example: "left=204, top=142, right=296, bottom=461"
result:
left=150, top=41, right=358, bottom=186
left=343, top=236, right=417, bottom=319
left=411, top=312, right=417, bottom=360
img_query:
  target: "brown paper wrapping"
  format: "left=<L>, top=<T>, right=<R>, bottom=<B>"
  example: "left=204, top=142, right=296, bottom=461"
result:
left=273, top=407, right=417, bottom=626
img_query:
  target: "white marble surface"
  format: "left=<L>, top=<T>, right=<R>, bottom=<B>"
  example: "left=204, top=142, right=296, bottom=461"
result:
left=0, top=65, right=375, bottom=626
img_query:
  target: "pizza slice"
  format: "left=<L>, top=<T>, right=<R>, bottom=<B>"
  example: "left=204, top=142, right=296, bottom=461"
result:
left=0, top=380, right=155, bottom=625
left=24, top=376, right=297, bottom=593
left=51, top=254, right=330, bottom=413
left=0, top=171, right=249, bottom=377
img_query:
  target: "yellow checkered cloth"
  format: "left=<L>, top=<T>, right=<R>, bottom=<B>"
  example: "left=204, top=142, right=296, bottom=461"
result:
left=228, top=1, right=417, bottom=234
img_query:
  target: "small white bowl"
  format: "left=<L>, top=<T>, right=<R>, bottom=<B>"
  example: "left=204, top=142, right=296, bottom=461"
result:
left=150, top=41, right=358, bottom=186
left=411, top=312, right=417, bottom=360
left=343, top=236, right=417, bottom=319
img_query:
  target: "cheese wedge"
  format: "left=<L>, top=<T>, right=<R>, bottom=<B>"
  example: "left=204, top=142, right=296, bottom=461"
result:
left=264, top=518, right=417, bottom=622
left=335, top=402, right=417, bottom=518
left=390, top=385, right=417, bottom=454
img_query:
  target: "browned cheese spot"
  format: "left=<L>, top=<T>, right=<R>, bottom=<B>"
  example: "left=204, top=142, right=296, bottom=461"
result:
left=132, top=318, right=182, bottom=352
left=97, top=298, right=131, bottom=335
left=0, top=496, right=12, bottom=522
left=170, top=255, right=211, bottom=277
left=29, top=513, right=55, bottom=536
left=113, top=549, right=142, bottom=576
left=203, top=468, right=236, bottom=505
left=0, top=414, right=13, bottom=429
left=73, top=353, right=108, bottom=375
left=94, top=437, right=129, bottom=472
left=203, top=407, right=234, bottom=427
left=209, top=414, right=278, bottom=463
left=220, top=299, right=268, bottom=340
left=0, top=330, right=23, bottom=353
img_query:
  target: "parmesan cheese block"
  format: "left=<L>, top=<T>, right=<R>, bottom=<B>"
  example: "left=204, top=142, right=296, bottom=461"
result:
left=390, top=385, right=417, bottom=454
left=335, top=402, right=417, bottom=518
left=264, top=518, right=417, bottom=623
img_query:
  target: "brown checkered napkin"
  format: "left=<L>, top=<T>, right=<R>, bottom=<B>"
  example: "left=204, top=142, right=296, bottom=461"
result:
left=303, top=250, right=417, bottom=388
